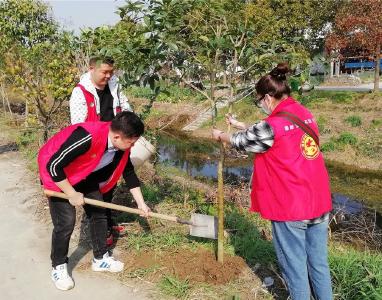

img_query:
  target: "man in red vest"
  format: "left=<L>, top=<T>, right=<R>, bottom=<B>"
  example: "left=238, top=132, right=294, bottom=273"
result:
left=38, top=111, right=150, bottom=291
left=69, top=56, right=131, bottom=124
left=70, top=56, right=132, bottom=245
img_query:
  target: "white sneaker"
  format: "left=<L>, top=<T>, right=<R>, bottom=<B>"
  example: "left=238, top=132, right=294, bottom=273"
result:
left=91, top=252, right=124, bottom=273
left=51, top=263, right=74, bottom=291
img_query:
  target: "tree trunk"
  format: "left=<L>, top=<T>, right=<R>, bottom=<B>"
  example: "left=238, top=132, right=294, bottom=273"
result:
left=217, top=142, right=224, bottom=263
left=335, top=59, right=340, bottom=77
left=25, top=99, right=29, bottom=127
left=374, top=44, right=381, bottom=92
left=330, top=59, right=334, bottom=78
left=210, top=69, right=224, bottom=263
left=210, top=71, right=216, bottom=126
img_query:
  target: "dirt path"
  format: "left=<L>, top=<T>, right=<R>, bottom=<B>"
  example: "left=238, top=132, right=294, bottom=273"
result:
left=0, top=149, right=150, bottom=300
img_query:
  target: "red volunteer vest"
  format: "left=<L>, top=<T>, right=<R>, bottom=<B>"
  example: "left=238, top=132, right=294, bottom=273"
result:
left=250, top=97, right=332, bottom=221
left=77, top=84, right=121, bottom=122
left=38, top=122, right=130, bottom=194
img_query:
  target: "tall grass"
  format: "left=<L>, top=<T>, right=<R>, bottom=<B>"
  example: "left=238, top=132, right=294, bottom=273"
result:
left=329, top=246, right=382, bottom=300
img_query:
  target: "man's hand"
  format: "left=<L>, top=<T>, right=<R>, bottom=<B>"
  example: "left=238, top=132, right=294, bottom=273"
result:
left=67, top=191, right=85, bottom=207
left=138, top=202, right=151, bottom=218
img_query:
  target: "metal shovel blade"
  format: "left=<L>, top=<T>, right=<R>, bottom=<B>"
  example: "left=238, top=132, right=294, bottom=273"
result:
left=189, top=213, right=218, bottom=239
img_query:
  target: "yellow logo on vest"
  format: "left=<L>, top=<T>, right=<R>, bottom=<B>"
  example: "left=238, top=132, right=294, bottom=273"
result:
left=300, top=134, right=319, bottom=159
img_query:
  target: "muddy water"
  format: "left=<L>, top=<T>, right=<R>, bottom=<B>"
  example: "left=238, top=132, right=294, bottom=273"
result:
left=156, top=132, right=382, bottom=217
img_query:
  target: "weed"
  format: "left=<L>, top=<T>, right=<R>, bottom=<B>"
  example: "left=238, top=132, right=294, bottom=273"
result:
left=126, top=86, right=153, bottom=99
left=127, top=265, right=160, bottom=278
left=371, top=119, right=382, bottom=128
left=16, top=129, right=37, bottom=146
left=321, top=140, right=337, bottom=152
left=355, top=140, right=381, bottom=159
left=317, top=115, right=327, bottom=132
left=321, top=133, right=358, bottom=153
left=124, top=231, right=189, bottom=252
left=337, top=132, right=357, bottom=146
left=126, top=84, right=205, bottom=103
left=159, top=275, right=190, bottom=298
left=224, top=205, right=275, bottom=266
left=329, top=246, right=382, bottom=300
left=345, top=115, right=362, bottom=127
left=296, top=90, right=355, bottom=106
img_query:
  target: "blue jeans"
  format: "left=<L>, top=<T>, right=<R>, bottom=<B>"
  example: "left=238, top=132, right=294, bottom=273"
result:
left=272, top=220, right=333, bottom=300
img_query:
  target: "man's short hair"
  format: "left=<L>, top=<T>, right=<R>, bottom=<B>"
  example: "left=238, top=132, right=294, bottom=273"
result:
left=89, top=56, right=115, bottom=67
left=110, top=111, right=144, bottom=138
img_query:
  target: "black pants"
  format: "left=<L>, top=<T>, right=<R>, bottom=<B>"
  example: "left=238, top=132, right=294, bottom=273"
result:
left=103, top=187, right=116, bottom=230
left=49, top=191, right=108, bottom=267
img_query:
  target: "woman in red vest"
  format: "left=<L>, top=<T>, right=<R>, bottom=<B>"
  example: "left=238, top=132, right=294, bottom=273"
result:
left=212, top=63, right=333, bottom=300
left=38, top=111, right=150, bottom=291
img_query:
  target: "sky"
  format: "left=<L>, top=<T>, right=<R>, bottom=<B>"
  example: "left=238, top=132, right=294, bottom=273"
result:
left=45, top=0, right=127, bottom=34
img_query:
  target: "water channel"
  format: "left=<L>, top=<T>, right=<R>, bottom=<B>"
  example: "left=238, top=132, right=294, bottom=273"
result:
left=156, top=132, right=382, bottom=221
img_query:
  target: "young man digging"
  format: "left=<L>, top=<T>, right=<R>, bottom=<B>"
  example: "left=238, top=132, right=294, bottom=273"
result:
left=38, top=111, right=150, bottom=291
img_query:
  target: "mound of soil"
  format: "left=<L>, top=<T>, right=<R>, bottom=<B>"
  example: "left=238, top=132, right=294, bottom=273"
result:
left=123, top=248, right=248, bottom=285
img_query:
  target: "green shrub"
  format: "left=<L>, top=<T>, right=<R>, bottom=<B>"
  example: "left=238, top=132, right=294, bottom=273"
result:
left=16, top=129, right=37, bottom=147
left=337, top=132, right=357, bottom=145
left=321, top=140, right=336, bottom=152
left=345, top=115, right=362, bottom=127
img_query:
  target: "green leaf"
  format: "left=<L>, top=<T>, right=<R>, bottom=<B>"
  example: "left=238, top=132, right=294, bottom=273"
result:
left=199, top=35, right=209, bottom=42
left=167, top=42, right=178, bottom=51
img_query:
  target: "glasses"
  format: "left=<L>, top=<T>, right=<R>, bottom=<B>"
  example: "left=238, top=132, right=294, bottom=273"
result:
left=254, top=95, right=265, bottom=108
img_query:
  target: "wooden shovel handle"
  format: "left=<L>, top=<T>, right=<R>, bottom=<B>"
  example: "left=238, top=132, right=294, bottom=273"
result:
left=44, top=190, right=180, bottom=223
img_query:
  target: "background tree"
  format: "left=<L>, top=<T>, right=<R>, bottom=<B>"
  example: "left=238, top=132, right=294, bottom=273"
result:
left=326, top=0, right=382, bottom=92
left=272, top=0, right=344, bottom=55
left=112, top=0, right=312, bottom=263
left=0, top=0, right=78, bottom=140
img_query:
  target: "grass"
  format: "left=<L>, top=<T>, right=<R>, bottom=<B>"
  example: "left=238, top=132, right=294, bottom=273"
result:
left=320, top=132, right=358, bottom=153
left=371, top=118, right=382, bottom=128
left=124, top=231, right=189, bottom=252
left=117, top=169, right=382, bottom=299
left=126, top=265, right=160, bottom=279
left=296, top=90, right=357, bottom=107
left=345, top=115, right=362, bottom=127
left=317, top=115, right=329, bottom=133
left=329, top=245, right=382, bottom=300
left=159, top=275, right=190, bottom=298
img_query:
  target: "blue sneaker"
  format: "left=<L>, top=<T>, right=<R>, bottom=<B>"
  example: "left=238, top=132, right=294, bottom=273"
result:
left=51, top=263, right=74, bottom=290
left=91, top=252, right=124, bottom=273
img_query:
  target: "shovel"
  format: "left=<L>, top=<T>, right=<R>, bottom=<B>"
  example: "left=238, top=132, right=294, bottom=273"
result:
left=44, top=190, right=217, bottom=239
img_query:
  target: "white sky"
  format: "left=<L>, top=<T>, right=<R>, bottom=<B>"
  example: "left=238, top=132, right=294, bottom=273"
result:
left=44, top=0, right=127, bottom=34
